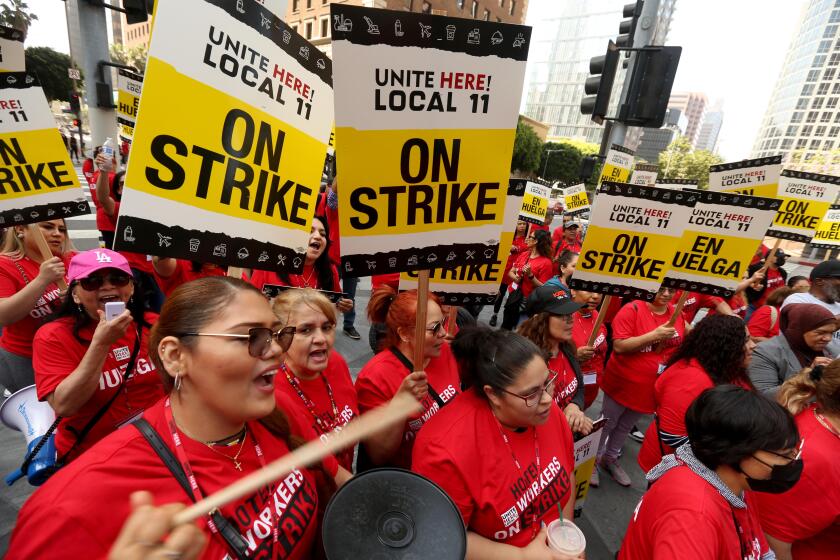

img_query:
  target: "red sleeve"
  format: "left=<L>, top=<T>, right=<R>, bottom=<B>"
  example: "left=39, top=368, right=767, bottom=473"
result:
left=697, top=293, right=722, bottom=309
left=650, top=510, right=721, bottom=559
left=411, top=434, right=474, bottom=524
left=532, top=257, right=554, bottom=283
left=331, top=265, right=341, bottom=293
left=32, top=323, right=80, bottom=400
left=0, top=258, right=24, bottom=298
left=611, top=303, right=640, bottom=340
left=552, top=227, right=563, bottom=246
left=747, top=306, right=773, bottom=338
left=354, top=359, right=396, bottom=413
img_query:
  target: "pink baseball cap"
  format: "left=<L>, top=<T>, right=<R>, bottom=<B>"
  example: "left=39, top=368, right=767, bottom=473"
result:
left=68, top=249, right=132, bottom=282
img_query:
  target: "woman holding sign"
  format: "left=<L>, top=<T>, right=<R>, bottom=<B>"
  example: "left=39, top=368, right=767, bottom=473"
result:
left=413, top=327, right=579, bottom=559
left=570, top=289, right=607, bottom=409
left=355, top=287, right=460, bottom=469
left=272, top=288, right=358, bottom=471
left=9, top=276, right=348, bottom=559
left=502, top=229, right=554, bottom=330
left=489, top=220, right=528, bottom=328
left=0, top=220, right=74, bottom=392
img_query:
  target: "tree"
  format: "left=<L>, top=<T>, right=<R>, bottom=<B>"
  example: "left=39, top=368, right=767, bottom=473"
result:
left=540, top=141, right=581, bottom=185
left=511, top=119, right=542, bottom=175
left=0, top=0, right=37, bottom=39
left=109, top=43, right=148, bottom=74
left=24, top=47, right=81, bottom=102
left=657, top=136, right=723, bottom=189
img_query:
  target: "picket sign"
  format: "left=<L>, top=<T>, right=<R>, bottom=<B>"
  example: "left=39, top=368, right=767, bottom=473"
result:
left=587, top=297, right=609, bottom=347
left=413, top=270, right=431, bottom=368
left=29, top=225, right=67, bottom=291
left=664, top=291, right=690, bottom=328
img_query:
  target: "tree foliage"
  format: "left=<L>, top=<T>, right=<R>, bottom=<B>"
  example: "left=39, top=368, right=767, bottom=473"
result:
left=110, top=43, right=148, bottom=75
left=657, top=136, right=723, bottom=189
left=539, top=139, right=599, bottom=185
left=511, top=120, right=542, bottom=175
left=24, top=47, right=80, bottom=102
left=0, top=0, right=37, bottom=38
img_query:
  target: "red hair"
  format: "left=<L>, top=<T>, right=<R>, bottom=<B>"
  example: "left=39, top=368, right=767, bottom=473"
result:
left=367, top=286, right=442, bottom=349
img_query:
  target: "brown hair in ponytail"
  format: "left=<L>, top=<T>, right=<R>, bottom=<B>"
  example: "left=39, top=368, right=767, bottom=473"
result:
left=778, top=360, right=840, bottom=415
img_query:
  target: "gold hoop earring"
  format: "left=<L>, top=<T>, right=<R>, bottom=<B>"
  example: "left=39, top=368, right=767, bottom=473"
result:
left=174, top=373, right=182, bottom=391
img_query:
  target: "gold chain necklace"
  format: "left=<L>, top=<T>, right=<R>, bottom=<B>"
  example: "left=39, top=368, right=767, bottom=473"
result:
left=204, top=430, right=248, bottom=471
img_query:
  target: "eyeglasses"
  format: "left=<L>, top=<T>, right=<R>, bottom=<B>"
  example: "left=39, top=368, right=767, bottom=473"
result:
left=177, top=326, right=296, bottom=357
left=425, top=317, right=450, bottom=338
left=499, top=371, right=558, bottom=407
left=754, top=438, right=805, bottom=467
left=78, top=272, right=132, bottom=291
left=288, top=322, right=335, bottom=339
left=555, top=314, right=574, bottom=324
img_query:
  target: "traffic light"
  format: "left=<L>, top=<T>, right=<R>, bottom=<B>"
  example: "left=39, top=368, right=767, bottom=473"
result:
left=69, top=91, right=81, bottom=117
left=72, top=118, right=81, bottom=128
left=580, top=41, right=620, bottom=124
left=123, top=0, right=154, bottom=25
left=618, top=46, right=682, bottom=128
left=616, top=2, right=644, bottom=48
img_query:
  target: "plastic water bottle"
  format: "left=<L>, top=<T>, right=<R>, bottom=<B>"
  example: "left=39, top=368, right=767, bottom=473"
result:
left=102, top=137, right=115, bottom=159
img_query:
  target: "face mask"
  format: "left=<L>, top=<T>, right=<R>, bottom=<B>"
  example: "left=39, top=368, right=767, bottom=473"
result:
left=742, top=457, right=803, bottom=494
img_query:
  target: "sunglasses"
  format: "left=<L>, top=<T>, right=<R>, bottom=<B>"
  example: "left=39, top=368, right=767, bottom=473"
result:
left=499, top=371, right=558, bottom=407
left=177, top=326, right=296, bottom=357
left=425, top=317, right=450, bottom=337
left=78, top=272, right=132, bottom=291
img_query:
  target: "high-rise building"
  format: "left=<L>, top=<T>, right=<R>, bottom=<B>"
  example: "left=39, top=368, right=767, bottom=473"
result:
left=522, top=0, right=677, bottom=145
left=696, top=103, right=723, bottom=153
left=667, top=91, right=707, bottom=148
left=634, top=107, right=686, bottom=162
left=286, top=0, right=528, bottom=57
left=752, top=1, right=840, bottom=163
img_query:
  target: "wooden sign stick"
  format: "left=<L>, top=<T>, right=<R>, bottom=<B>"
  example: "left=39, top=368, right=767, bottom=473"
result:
left=585, top=294, right=611, bottom=347
left=413, top=270, right=430, bottom=370
left=446, top=305, right=458, bottom=336
left=665, top=290, right=690, bottom=328
left=227, top=267, right=244, bottom=279
left=29, top=224, right=67, bottom=291
left=758, top=238, right=783, bottom=275
left=172, top=393, right=423, bottom=525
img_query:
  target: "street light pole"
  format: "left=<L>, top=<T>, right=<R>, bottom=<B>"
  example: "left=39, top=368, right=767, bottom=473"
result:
left=542, top=149, right=560, bottom=180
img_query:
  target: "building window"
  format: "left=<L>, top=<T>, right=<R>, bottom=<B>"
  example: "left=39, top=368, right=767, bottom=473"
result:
left=802, top=125, right=814, bottom=136
left=807, top=70, right=821, bottom=81
left=816, top=126, right=827, bottom=136
left=833, top=83, right=840, bottom=94
left=830, top=126, right=840, bottom=137
left=787, top=126, right=799, bottom=136
left=826, top=68, right=837, bottom=80
left=796, top=138, right=808, bottom=149
left=781, top=139, right=793, bottom=150
left=831, top=9, right=840, bottom=23
left=818, top=83, right=831, bottom=95
left=829, top=97, right=840, bottom=109
left=306, top=0, right=312, bottom=8
left=829, top=52, right=840, bottom=66
left=292, top=0, right=299, bottom=11
left=472, top=1, right=478, bottom=17
left=801, top=84, right=815, bottom=96
left=484, top=8, right=490, bottom=20
left=320, top=17, right=329, bottom=38
left=807, top=111, right=819, bottom=123
left=813, top=97, right=825, bottom=109
left=304, top=20, right=313, bottom=39
left=811, top=139, right=822, bottom=149
left=822, top=111, right=833, bottom=122
left=457, top=0, right=465, bottom=8
left=791, top=112, right=803, bottom=123
left=825, top=25, right=838, bottom=39
left=820, top=39, right=833, bottom=53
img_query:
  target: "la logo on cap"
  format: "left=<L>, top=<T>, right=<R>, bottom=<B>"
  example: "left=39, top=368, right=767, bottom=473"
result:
left=95, top=251, right=112, bottom=263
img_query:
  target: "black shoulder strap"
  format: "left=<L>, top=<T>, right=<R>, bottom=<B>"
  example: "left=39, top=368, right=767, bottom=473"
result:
left=388, top=347, right=448, bottom=410
left=134, top=418, right=250, bottom=560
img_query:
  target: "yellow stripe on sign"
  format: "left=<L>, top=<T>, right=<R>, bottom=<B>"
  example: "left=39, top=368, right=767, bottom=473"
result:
left=125, top=57, right=323, bottom=231
left=117, top=89, right=139, bottom=122
left=0, top=128, right=80, bottom=200
left=578, top=224, right=678, bottom=283
left=773, top=198, right=831, bottom=232
left=599, top=163, right=630, bottom=185
left=565, top=191, right=589, bottom=211
left=719, top=183, right=778, bottom=198
left=521, top=192, right=547, bottom=221
left=670, top=233, right=759, bottom=282
left=336, top=126, right=511, bottom=237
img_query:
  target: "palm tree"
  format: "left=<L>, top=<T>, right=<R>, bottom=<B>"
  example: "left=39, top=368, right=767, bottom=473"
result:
left=0, top=0, right=38, bottom=40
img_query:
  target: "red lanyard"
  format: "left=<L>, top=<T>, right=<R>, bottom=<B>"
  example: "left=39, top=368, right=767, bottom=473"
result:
left=163, top=398, right=278, bottom=550
left=815, top=409, right=840, bottom=439
left=282, top=363, right=339, bottom=435
left=493, top=411, right=541, bottom=538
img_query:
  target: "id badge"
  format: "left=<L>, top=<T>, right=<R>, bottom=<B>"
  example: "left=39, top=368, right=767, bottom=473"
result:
left=583, top=371, right=597, bottom=385
left=510, top=282, right=519, bottom=291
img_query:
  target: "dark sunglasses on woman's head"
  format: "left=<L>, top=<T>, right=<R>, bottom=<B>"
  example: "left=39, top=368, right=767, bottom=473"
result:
left=78, top=272, right=132, bottom=291
left=177, top=326, right=296, bottom=357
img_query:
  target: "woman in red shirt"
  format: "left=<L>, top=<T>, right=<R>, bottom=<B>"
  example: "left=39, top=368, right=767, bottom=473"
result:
left=596, top=287, right=685, bottom=487
left=152, top=257, right=226, bottom=297
left=33, top=249, right=164, bottom=462
left=637, top=314, right=756, bottom=473
left=570, top=289, right=607, bottom=409
left=0, top=220, right=74, bottom=392
left=355, top=287, right=460, bottom=469
left=501, top=229, right=554, bottom=330
left=518, top=285, right=592, bottom=436
left=413, top=327, right=579, bottom=559
left=747, top=286, right=792, bottom=343
left=489, top=220, right=528, bottom=327
left=756, top=361, right=840, bottom=559
left=249, top=216, right=352, bottom=313
left=272, top=288, right=358, bottom=471
left=9, top=276, right=349, bottom=559
left=620, top=385, right=800, bottom=560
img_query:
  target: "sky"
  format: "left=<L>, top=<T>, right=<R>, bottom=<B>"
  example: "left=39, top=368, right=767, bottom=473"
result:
left=25, top=1, right=807, bottom=160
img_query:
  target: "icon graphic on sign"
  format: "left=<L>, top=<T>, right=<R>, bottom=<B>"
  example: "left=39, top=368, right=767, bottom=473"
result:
left=277, top=254, right=287, bottom=266
left=419, top=23, right=432, bottom=39
left=491, top=31, right=503, bottom=45
left=258, top=251, right=269, bottom=262
left=236, top=0, right=245, bottom=13
left=445, top=25, right=456, bottom=40
left=29, top=211, right=38, bottom=219
left=293, top=257, right=302, bottom=268
left=407, top=255, right=418, bottom=266
left=299, top=46, right=310, bottom=60
left=512, top=33, right=525, bottom=48
left=395, top=20, right=404, bottom=37
left=465, top=250, right=476, bottom=260
left=13, top=214, right=22, bottom=222
left=446, top=251, right=456, bottom=261
left=122, top=226, right=135, bottom=242
left=463, top=296, right=471, bottom=303
left=467, top=29, right=480, bottom=44
left=427, top=253, right=437, bottom=263
left=237, top=248, right=249, bottom=259
left=6, top=75, right=16, bottom=84
left=316, top=59, right=326, bottom=69
left=282, top=29, right=292, bottom=44
left=0, top=217, right=4, bottom=224
left=334, top=14, right=352, bottom=32
left=364, top=16, right=380, bottom=34
left=260, top=13, right=271, bottom=30
left=213, top=244, right=227, bottom=257
left=188, top=238, right=200, bottom=252
left=484, top=249, right=495, bottom=259
left=388, top=257, right=397, bottom=267
left=345, top=261, right=353, bottom=272
left=157, top=233, right=172, bottom=248
left=47, top=208, right=55, bottom=217
left=62, top=206, right=71, bottom=214
left=366, top=260, right=377, bottom=270
left=78, top=202, right=88, bottom=211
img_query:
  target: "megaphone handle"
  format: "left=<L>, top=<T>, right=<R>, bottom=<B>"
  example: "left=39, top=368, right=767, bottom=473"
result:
left=18, top=418, right=61, bottom=475
left=5, top=469, right=24, bottom=486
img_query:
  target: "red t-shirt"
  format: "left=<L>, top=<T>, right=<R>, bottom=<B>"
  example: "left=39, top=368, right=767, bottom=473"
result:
left=754, top=407, right=840, bottom=560
left=548, top=352, right=578, bottom=410
left=82, top=158, right=95, bottom=186
left=509, top=252, right=553, bottom=298
left=755, top=268, right=785, bottom=307
left=746, top=305, right=781, bottom=340
left=503, top=236, right=528, bottom=278
left=33, top=313, right=165, bottom=460
left=355, top=343, right=460, bottom=468
left=90, top=170, right=117, bottom=232
left=572, top=310, right=607, bottom=409
left=371, top=273, right=400, bottom=292
left=154, top=259, right=226, bottom=297
left=6, top=399, right=336, bottom=560
left=678, top=291, right=722, bottom=324
left=412, top=390, right=575, bottom=548
left=0, top=254, right=72, bottom=357
left=555, top=239, right=582, bottom=255
left=725, top=294, right=748, bottom=318
left=274, top=352, right=358, bottom=471
left=316, top=191, right=341, bottom=266
left=250, top=264, right=341, bottom=293
left=601, top=295, right=625, bottom=325
left=619, top=466, right=770, bottom=560
left=601, top=301, right=685, bottom=413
